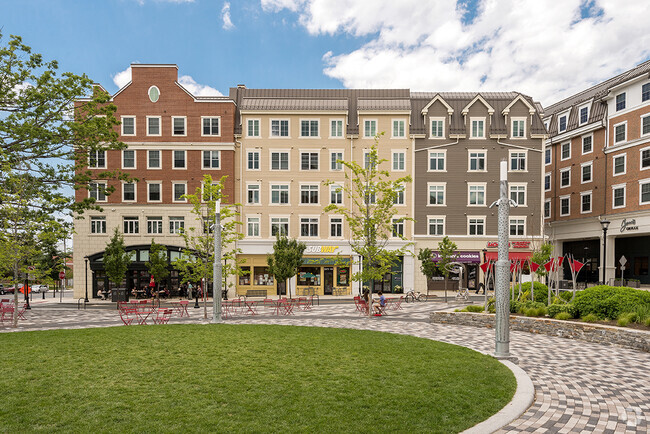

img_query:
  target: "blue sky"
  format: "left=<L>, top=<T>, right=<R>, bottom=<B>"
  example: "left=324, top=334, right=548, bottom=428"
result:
left=3, top=0, right=650, bottom=106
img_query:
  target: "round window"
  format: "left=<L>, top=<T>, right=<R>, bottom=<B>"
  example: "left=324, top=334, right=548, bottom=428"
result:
left=148, top=86, right=160, bottom=103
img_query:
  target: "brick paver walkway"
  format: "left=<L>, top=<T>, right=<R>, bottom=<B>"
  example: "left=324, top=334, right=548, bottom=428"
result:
left=2, top=300, right=648, bottom=433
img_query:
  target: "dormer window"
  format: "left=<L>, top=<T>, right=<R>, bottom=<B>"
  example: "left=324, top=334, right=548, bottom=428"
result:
left=471, top=118, right=485, bottom=138
left=558, top=115, right=567, bottom=132
left=430, top=118, right=444, bottom=138
left=579, top=106, right=589, bottom=125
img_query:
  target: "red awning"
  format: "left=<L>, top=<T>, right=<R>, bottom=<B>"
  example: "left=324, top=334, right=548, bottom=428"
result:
left=484, top=252, right=532, bottom=262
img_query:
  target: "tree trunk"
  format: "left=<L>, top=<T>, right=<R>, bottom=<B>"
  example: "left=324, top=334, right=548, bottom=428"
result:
left=444, top=275, right=448, bottom=303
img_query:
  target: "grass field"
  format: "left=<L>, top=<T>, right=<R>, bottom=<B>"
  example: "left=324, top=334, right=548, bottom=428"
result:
left=0, top=324, right=515, bottom=433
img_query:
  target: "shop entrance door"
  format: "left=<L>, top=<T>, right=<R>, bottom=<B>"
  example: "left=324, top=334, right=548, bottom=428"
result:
left=324, top=267, right=334, bottom=295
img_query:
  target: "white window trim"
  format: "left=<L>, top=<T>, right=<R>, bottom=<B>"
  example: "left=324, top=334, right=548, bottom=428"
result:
left=121, top=115, right=136, bottom=136
left=146, top=181, right=162, bottom=203
left=560, top=167, right=571, bottom=188
left=544, top=172, right=552, bottom=192
left=246, top=149, right=261, bottom=171
left=90, top=216, right=107, bottom=235
left=466, top=216, right=487, bottom=236
left=613, top=120, right=627, bottom=144
left=545, top=147, right=552, bottom=166
left=430, top=117, right=445, bottom=139
left=146, top=116, right=162, bottom=137
left=467, top=149, right=487, bottom=172
left=89, top=181, right=107, bottom=203
left=511, top=117, right=527, bottom=139
left=329, top=183, right=344, bottom=206
left=611, top=183, right=626, bottom=209
left=169, top=216, right=185, bottom=234
left=201, top=149, right=221, bottom=170
left=246, top=182, right=261, bottom=205
left=329, top=149, right=344, bottom=172
left=299, top=118, right=320, bottom=139
left=298, top=215, right=320, bottom=239
left=299, top=183, right=320, bottom=206
left=148, top=85, right=160, bottom=103
left=122, top=216, right=140, bottom=235
left=467, top=182, right=487, bottom=207
left=427, top=182, right=447, bottom=207
left=363, top=119, right=378, bottom=138
left=559, top=195, right=571, bottom=216
left=147, top=150, right=161, bottom=170
left=509, top=216, right=527, bottom=237
left=391, top=118, right=407, bottom=138
left=121, top=181, right=137, bottom=203
left=470, top=117, right=486, bottom=139
left=88, top=150, right=106, bottom=169
left=581, top=133, right=594, bottom=155
left=615, top=92, right=626, bottom=111
left=642, top=114, right=650, bottom=137
left=391, top=150, right=406, bottom=172
left=393, top=183, right=406, bottom=207
left=269, top=149, right=291, bottom=171
left=200, top=181, right=221, bottom=204
left=121, top=149, right=137, bottom=170
left=578, top=103, right=590, bottom=126
left=581, top=161, right=593, bottom=184
left=509, top=182, right=528, bottom=207
left=544, top=199, right=551, bottom=219
left=299, top=150, right=320, bottom=171
left=428, top=150, right=447, bottom=172
left=329, top=118, right=345, bottom=139
left=558, top=113, right=568, bottom=133
left=580, top=190, right=593, bottom=214
left=146, top=216, right=164, bottom=235
left=171, top=116, right=187, bottom=137
left=508, top=149, right=528, bottom=172
left=246, top=214, right=262, bottom=238
left=328, top=215, right=344, bottom=239
left=390, top=215, right=406, bottom=239
left=269, top=118, right=290, bottom=138
left=200, top=116, right=221, bottom=137
left=269, top=183, right=291, bottom=206
left=638, top=178, right=650, bottom=205
left=427, top=215, right=446, bottom=236
left=613, top=152, right=627, bottom=176
left=560, top=142, right=571, bottom=161
left=246, top=118, right=261, bottom=138
left=269, top=215, right=290, bottom=237
left=640, top=146, right=650, bottom=172
left=172, top=181, right=188, bottom=203
left=172, top=150, right=187, bottom=170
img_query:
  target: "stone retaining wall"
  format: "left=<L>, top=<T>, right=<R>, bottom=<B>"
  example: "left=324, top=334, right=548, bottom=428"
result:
left=429, top=312, right=650, bottom=353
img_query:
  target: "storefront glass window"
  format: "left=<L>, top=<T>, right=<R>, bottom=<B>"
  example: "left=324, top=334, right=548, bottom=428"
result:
left=337, top=267, right=349, bottom=286
left=298, top=267, right=321, bottom=286
left=239, top=267, right=251, bottom=285
left=253, top=267, right=274, bottom=286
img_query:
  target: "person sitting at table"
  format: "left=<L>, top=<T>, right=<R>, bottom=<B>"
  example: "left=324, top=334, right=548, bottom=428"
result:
left=373, top=291, right=386, bottom=315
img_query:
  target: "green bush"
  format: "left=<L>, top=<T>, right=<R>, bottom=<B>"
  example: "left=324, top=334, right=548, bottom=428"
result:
left=523, top=306, right=547, bottom=317
left=554, top=312, right=572, bottom=320
left=487, top=297, right=495, bottom=313
left=512, top=282, right=549, bottom=304
left=582, top=313, right=599, bottom=323
left=617, top=315, right=631, bottom=327
left=573, top=286, right=650, bottom=319
left=644, top=317, right=650, bottom=327
left=466, top=305, right=484, bottom=313
left=547, top=303, right=578, bottom=319
left=633, top=305, right=650, bottom=323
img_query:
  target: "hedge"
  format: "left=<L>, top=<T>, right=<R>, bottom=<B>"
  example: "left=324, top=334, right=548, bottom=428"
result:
left=573, top=285, right=650, bottom=320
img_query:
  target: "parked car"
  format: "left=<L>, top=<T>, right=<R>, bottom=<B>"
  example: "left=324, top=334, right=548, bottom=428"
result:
left=1, top=285, right=16, bottom=295
left=32, top=284, right=49, bottom=293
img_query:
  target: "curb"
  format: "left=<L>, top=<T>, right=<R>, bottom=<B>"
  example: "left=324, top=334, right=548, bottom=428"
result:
left=461, top=360, right=535, bottom=434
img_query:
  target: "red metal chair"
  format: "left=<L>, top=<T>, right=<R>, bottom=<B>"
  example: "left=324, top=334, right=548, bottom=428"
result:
left=1, top=304, right=14, bottom=322
left=152, top=308, right=173, bottom=324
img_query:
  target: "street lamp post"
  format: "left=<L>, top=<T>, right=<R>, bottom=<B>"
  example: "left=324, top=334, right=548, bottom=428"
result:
left=84, top=257, right=89, bottom=303
left=600, top=219, right=610, bottom=284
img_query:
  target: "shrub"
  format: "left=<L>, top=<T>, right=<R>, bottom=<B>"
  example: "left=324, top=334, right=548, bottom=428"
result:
left=547, top=303, right=577, bottom=319
left=645, top=317, right=650, bottom=327
left=523, top=306, right=547, bottom=317
left=510, top=301, right=520, bottom=314
left=513, top=282, right=549, bottom=304
left=466, top=305, right=484, bottom=313
left=617, top=316, right=631, bottom=327
left=633, top=305, right=650, bottom=323
left=487, top=297, right=495, bottom=313
left=573, top=286, right=650, bottom=319
left=554, top=312, right=572, bottom=321
left=582, top=313, right=599, bottom=323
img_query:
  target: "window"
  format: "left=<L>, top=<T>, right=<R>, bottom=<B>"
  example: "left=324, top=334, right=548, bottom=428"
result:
left=172, top=117, right=186, bottom=136
left=431, top=118, right=444, bottom=138
left=392, top=120, right=405, bottom=137
left=300, top=185, right=319, bottom=204
left=363, top=151, right=376, bottom=170
left=392, top=218, right=404, bottom=237
left=330, top=184, right=342, bottom=205
left=147, top=217, right=163, bottom=234
left=202, top=117, right=220, bottom=136
left=544, top=173, right=551, bottom=191
left=122, top=149, right=136, bottom=168
left=89, top=182, right=106, bottom=202
left=544, top=200, right=551, bottom=219
left=509, top=218, right=525, bottom=236
left=613, top=154, right=626, bottom=175
left=510, top=184, right=526, bottom=206
left=560, top=168, right=571, bottom=187
left=330, top=151, right=343, bottom=171
left=468, top=218, right=485, bottom=235
left=122, top=116, right=135, bottom=135
left=123, top=216, right=139, bottom=234
left=173, top=150, right=186, bottom=169
left=468, top=184, right=485, bottom=206
left=429, top=152, right=445, bottom=171
left=202, top=150, right=220, bottom=169
left=169, top=217, right=184, bottom=234
left=271, top=119, right=289, bottom=137
left=640, top=181, right=650, bottom=204
left=90, top=216, right=106, bottom=234
left=613, top=185, right=626, bottom=208
left=147, top=116, right=161, bottom=136
left=300, top=152, right=319, bottom=170
left=247, top=184, right=260, bottom=204
left=642, top=149, right=650, bottom=169
left=148, top=182, right=161, bottom=202
left=510, top=151, right=526, bottom=171
left=247, top=119, right=260, bottom=137
left=392, top=151, right=405, bottom=171
left=330, top=217, right=342, bottom=237
left=428, top=217, right=444, bottom=236
left=393, top=184, right=405, bottom=205
left=582, top=135, right=592, bottom=154
left=581, top=192, right=592, bottom=213
left=271, top=217, right=289, bottom=236
left=300, top=217, right=319, bottom=237
left=512, top=119, right=525, bottom=138
left=122, top=182, right=136, bottom=202
left=247, top=151, right=260, bottom=170
left=148, top=86, right=160, bottom=103
left=582, top=162, right=592, bottom=183
left=615, top=123, right=626, bottom=143
left=469, top=151, right=486, bottom=171
left=148, top=150, right=160, bottom=169
left=330, top=119, right=343, bottom=137
left=89, top=150, right=105, bottom=169
left=471, top=119, right=485, bottom=138
left=172, top=183, right=186, bottom=202
left=247, top=217, right=260, bottom=237
left=428, top=184, right=445, bottom=205
left=560, top=196, right=570, bottom=216
left=643, top=115, right=650, bottom=136
left=579, top=106, right=589, bottom=124
left=643, top=83, right=650, bottom=102
left=616, top=93, right=626, bottom=111
left=300, top=120, right=319, bottom=137
left=271, top=185, right=289, bottom=204
left=558, top=115, right=567, bottom=132
left=545, top=148, right=551, bottom=165
left=561, top=142, right=571, bottom=160
left=364, top=120, right=377, bottom=137
left=364, top=187, right=376, bottom=205
left=271, top=151, right=289, bottom=170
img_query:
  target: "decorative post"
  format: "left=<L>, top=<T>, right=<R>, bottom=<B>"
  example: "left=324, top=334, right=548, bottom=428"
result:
left=600, top=219, right=610, bottom=284
left=84, top=257, right=89, bottom=303
left=212, top=199, right=223, bottom=323
left=494, top=160, right=511, bottom=359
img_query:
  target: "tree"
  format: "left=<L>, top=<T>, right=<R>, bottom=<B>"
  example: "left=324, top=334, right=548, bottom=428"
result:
left=146, top=239, right=169, bottom=299
left=531, top=242, right=554, bottom=303
left=436, top=236, right=458, bottom=303
left=104, top=228, right=131, bottom=291
left=417, top=248, right=438, bottom=294
left=267, top=234, right=306, bottom=298
left=325, top=133, right=413, bottom=315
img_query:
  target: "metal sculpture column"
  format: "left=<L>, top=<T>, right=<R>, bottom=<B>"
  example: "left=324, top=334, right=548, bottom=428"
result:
left=212, top=200, right=223, bottom=324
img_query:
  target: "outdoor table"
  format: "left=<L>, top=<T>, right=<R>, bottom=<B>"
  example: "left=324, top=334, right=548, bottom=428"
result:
left=243, top=300, right=259, bottom=315
left=171, top=300, right=190, bottom=317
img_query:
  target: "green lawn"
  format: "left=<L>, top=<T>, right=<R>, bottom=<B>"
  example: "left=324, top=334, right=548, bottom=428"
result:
left=0, top=325, right=515, bottom=433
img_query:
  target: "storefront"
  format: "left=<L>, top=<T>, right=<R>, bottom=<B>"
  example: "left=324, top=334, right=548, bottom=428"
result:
left=428, top=251, right=481, bottom=292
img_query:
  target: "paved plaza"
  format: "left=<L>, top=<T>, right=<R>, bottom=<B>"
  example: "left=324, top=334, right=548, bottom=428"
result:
left=1, top=298, right=648, bottom=433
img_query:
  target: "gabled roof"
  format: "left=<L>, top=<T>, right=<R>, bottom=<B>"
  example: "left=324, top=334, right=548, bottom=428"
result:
left=502, top=94, right=536, bottom=115
left=461, top=94, right=495, bottom=115
left=420, top=93, right=454, bottom=115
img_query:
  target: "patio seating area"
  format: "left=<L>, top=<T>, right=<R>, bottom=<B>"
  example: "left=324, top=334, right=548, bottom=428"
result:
left=0, top=298, right=28, bottom=323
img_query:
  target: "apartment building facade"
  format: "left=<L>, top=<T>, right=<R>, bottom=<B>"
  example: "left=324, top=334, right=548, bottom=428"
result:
left=410, top=92, right=547, bottom=292
left=544, top=61, right=650, bottom=284
left=73, top=64, right=236, bottom=299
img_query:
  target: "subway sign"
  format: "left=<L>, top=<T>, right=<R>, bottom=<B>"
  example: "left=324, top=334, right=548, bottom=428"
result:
left=304, top=246, right=340, bottom=254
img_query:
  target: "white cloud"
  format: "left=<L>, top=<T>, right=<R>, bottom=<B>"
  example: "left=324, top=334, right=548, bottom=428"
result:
left=222, top=2, right=235, bottom=30
left=112, top=66, right=132, bottom=89
left=264, top=0, right=650, bottom=106
left=112, top=65, right=223, bottom=96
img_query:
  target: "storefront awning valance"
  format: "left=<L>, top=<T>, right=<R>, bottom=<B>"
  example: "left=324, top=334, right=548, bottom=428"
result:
left=301, top=257, right=351, bottom=265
